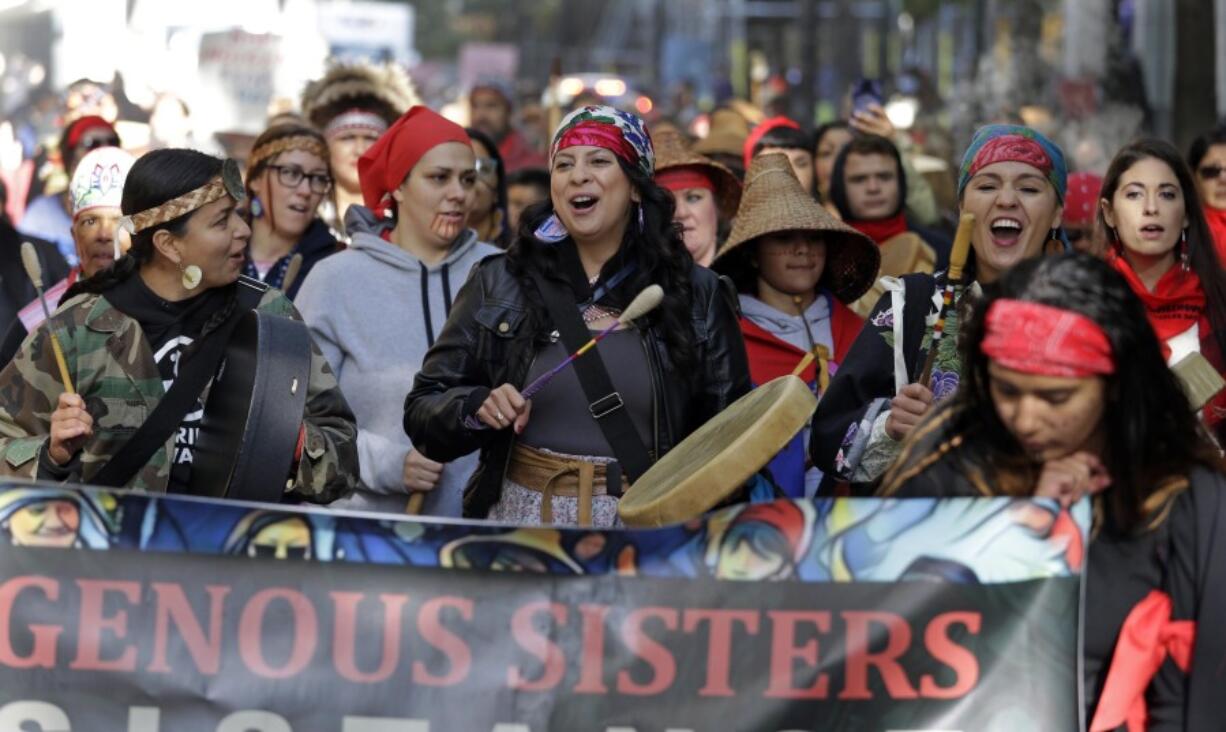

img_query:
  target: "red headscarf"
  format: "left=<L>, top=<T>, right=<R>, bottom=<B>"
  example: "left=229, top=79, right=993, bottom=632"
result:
left=656, top=165, right=715, bottom=194
left=743, top=116, right=801, bottom=171
left=980, top=299, right=1115, bottom=377
left=1064, top=172, right=1104, bottom=228
left=64, top=116, right=116, bottom=151
left=358, top=106, right=471, bottom=215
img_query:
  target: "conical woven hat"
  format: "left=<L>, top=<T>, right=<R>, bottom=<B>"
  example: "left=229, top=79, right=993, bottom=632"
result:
left=653, top=129, right=743, bottom=217
left=718, top=153, right=880, bottom=304
left=693, top=108, right=751, bottom=158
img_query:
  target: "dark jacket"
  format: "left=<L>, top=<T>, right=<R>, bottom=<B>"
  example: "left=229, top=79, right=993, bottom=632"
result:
left=242, top=218, right=340, bottom=300
left=403, top=252, right=752, bottom=518
left=880, top=402, right=1226, bottom=731
left=0, top=223, right=70, bottom=368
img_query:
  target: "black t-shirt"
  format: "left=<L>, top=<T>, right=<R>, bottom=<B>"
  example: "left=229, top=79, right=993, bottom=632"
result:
left=105, top=275, right=227, bottom=492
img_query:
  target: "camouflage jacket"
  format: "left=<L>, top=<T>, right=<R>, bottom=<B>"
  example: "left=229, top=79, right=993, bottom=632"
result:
left=0, top=279, right=361, bottom=503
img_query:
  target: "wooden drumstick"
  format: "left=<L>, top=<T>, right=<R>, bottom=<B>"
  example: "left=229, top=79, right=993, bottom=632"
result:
left=21, top=242, right=74, bottom=394
left=406, top=492, right=424, bottom=515
left=520, top=284, right=664, bottom=400
left=916, top=213, right=974, bottom=386
left=280, top=253, right=304, bottom=294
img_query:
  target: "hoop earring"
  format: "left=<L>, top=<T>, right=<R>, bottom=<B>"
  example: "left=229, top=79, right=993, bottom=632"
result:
left=1181, top=228, right=1191, bottom=271
left=181, top=264, right=203, bottom=291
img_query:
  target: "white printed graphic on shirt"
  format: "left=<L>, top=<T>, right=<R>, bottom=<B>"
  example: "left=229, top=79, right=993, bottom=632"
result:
left=152, top=335, right=204, bottom=465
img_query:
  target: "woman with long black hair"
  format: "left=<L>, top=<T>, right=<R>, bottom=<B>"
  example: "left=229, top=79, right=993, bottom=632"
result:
left=1097, top=138, right=1226, bottom=441
left=404, top=105, right=751, bottom=526
left=0, top=148, right=359, bottom=501
left=879, top=253, right=1226, bottom=730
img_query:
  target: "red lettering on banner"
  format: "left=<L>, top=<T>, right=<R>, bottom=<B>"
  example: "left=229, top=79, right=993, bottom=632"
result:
left=507, top=601, right=567, bottom=691
left=920, top=611, right=982, bottom=698
left=617, top=606, right=678, bottom=696
left=765, top=610, right=832, bottom=699
left=838, top=611, right=918, bottom=700
left=413, top=596, right=473, bottom=686
left=69, top=579, right=139, bottom=671
left=148, top=582, right=229, bottom=675
left=238, top=588, right=318, bottom=679
left=331, top=592, right=408, bottom=684
left=682, top=609, right=759, bottom=697
left=573, top=604, right=610, bottom=694
left=0, top=576, right=60, bottom=669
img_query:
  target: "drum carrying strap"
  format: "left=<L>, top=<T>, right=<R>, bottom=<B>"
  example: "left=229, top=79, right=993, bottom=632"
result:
left=529, top=270, right=652, bottom=491
left=90, top=280, right=266, bottom=488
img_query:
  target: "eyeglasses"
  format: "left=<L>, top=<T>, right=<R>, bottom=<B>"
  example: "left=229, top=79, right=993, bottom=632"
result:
left=1199, top=165, right=1226, bottom=180
left=475, top=157, right=499, bottom=182
left=267, top=164, right=333, bottom=194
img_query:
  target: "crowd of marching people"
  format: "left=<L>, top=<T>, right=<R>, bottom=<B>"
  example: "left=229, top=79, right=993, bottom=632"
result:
left=0, top=59, right=1225, bottom=727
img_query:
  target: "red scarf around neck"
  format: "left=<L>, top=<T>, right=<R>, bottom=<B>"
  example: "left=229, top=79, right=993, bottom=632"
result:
left=1204, top=206, right=1226, bottom=264
left=1109, top=251, right=1206, bottom=359
left=847, top=212, right=908, bottom=245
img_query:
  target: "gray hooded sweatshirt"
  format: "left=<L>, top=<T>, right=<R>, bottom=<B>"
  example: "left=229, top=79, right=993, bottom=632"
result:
left=295, top=206, right=500, bottom=515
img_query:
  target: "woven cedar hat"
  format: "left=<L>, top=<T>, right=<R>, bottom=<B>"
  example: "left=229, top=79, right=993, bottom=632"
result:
left=694, top=108, right=751, bottom=158
left=300, top=61, right=420, bottom=129
left=717, top=153, right=879, bottom=304
left=653, top=129, right=743, bottom=217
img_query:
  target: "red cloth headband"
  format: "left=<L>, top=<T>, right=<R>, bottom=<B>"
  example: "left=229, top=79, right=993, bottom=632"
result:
left=742, top=116, right=801, bottom=171
left=656, top=166, right=716, bottom=194
left=981, top=299, right=1115, bottom=377
left=66, top=116, right=115, bottom=151
left=968, top=134, right=1053, bottom=181
left=553, top=122, right=639, bottom=169
left=358, top=105, right=471, bottom=214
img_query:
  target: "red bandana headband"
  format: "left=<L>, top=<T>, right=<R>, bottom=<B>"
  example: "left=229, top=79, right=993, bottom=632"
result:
left=553, top=121, right=639, bottom=169
left=656, top=166, right=716, bottom=194
left=981, top=299, right=1115, bottom=377
left=967, top=135, right=1053, bottom=183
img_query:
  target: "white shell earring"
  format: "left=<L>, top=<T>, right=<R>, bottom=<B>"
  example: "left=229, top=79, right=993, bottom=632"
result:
left=181, top=264, right=203, bottom=290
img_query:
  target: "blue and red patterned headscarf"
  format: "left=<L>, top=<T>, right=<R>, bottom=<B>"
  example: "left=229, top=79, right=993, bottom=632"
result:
left=550, top=105, right=655, bottom=177
left=957, top=124, right=1068, bottom=202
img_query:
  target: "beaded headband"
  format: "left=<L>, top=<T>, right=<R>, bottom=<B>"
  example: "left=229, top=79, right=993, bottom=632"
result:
left=118, top=158, right=245, bottom=235
left=248, top=135, right=330, bottom=174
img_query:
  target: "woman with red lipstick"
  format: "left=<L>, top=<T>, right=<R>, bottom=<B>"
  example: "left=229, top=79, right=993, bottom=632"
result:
left=241, top=124, right=339, bottom=300
left=0, top=148, right=359, bottom=499
left=879, top=253, right=1226, bottom=731
left=405, top=105, right=751, bottom=526
left=712, top=152, right=877, bottom=498
left=1097, top=139, right=1226, bottom=440
left=296, top=106, right=500, bottom=516
left=810, top=124, right=1068, bottom=493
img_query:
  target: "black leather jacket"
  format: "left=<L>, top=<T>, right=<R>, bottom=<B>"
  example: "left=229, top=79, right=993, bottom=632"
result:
left=403, top=253, right=751, bottom=518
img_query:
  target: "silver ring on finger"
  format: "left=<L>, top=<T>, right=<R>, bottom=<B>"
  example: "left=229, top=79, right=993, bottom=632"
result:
left=496, top=410, right=506, bottom=423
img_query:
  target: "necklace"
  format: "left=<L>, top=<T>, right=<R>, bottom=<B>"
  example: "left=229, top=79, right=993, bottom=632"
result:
left=582, top=303, right=621, bottom=324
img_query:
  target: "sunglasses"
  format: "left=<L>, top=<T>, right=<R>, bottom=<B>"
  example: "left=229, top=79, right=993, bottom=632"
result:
left=1199, top=165, right=1226, bottom=180
left=475, top=157, right=500, bottom=181
left=81, top=136, right=121, bottom=152
left=1066, top=228, right=1089, bottom=243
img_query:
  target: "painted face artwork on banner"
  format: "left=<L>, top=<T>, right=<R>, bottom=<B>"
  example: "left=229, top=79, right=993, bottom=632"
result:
left=0, top=484, right=1088, bottom=731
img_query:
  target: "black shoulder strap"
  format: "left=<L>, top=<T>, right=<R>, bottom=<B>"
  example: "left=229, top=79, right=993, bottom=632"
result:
left=91, top=279, right=267, bottom=488
left=528, top=270, right=652, bottom=486
left=903, top=274, right=937, bottom=383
